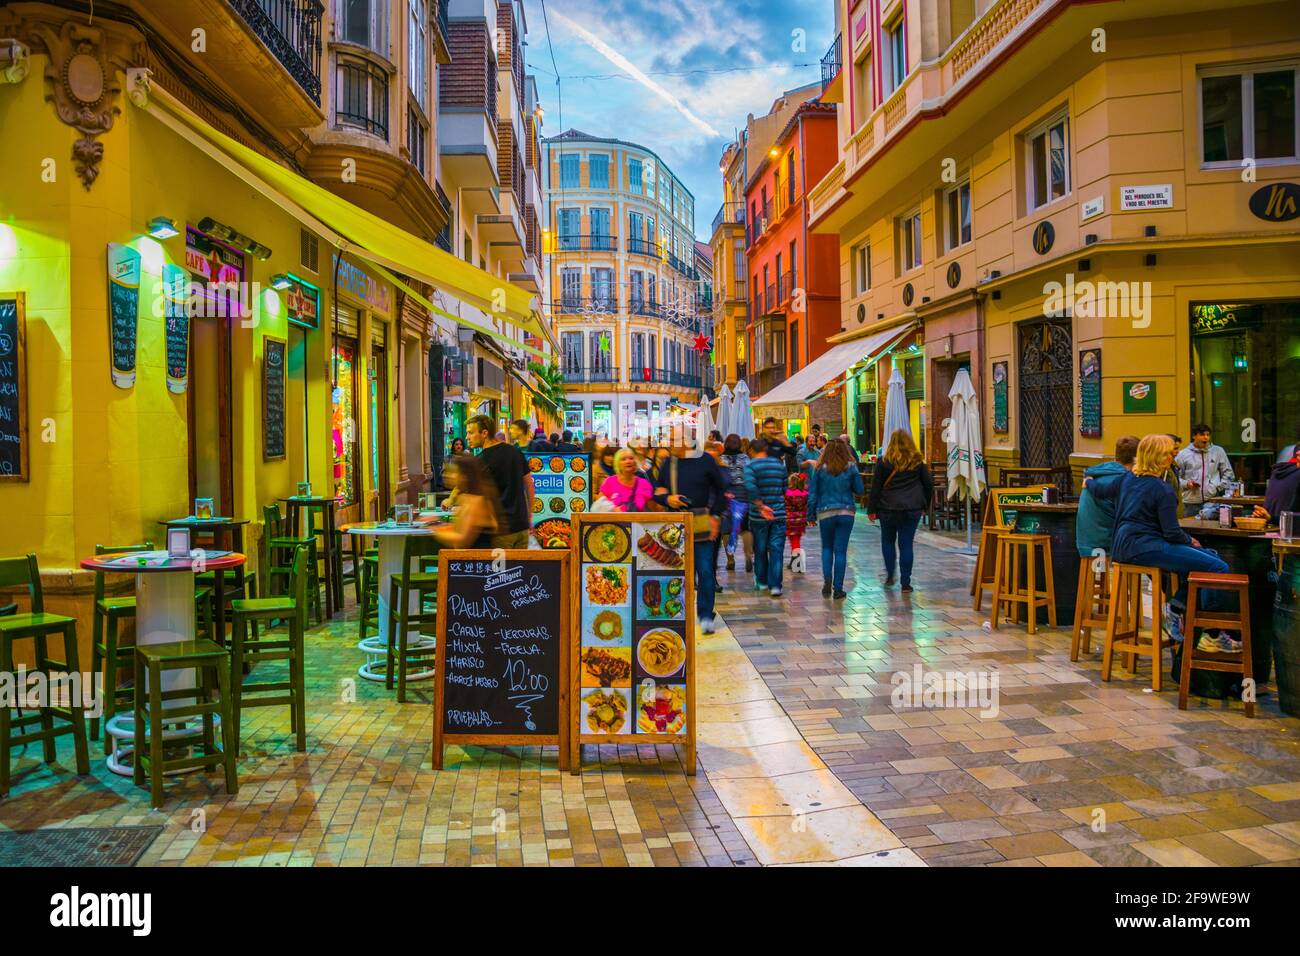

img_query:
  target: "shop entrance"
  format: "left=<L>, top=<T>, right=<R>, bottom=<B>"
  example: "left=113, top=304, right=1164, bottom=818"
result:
left=1017, top=318, right=1074, bottom=468
left=369, top=340, right=390, bottom=520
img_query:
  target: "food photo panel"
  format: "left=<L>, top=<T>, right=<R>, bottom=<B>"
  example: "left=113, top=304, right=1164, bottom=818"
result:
left=635, top=679, right=687, bottom=735
left=581, top=687, right=632, bottom=735
left=581, top=604, right=631, bottom=648
left=636, top=573, right=686, bottom=621
left=582, top=563, right=631, bottom=610
left=634, top=622, right=687, bottom=681
left=633, top=521, right=686, bottom=571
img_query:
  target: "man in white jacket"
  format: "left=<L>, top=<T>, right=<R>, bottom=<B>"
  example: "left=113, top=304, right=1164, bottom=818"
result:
left=1174, top=423, right=1236, bottom=516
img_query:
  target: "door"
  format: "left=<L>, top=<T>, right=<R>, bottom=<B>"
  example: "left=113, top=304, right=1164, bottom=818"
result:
left=369, top=343, right=390, bottom=519
left=1017, top=319, right=1074, bottom=468
left=187, top=310, right=234, bottom=516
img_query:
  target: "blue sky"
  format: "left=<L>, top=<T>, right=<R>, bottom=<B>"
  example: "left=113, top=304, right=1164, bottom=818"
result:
left=521, top=0, right=836, bottom=242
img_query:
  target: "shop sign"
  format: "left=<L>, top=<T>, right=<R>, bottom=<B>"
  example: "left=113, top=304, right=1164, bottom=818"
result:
left=1080, top=195, right=1104, bottom=220
left=107, top=242, right=141, bottom=389
left=331, top=252, right=392, bottom=315
left=992, top=361, right=1008, bottom=433
left=285, top=276, right=321, bottom=331
left=1122, top=380, right=1157, bottom=414
left=761, top=403, right=805, bottom=421
left=185, top=230, right=242, bottom=285
left=1031, top=221, right=1055, bottom=255
left=1191, top=303, right=1259, bottom=335
left=1079, top=348, right=1101, bottom=437
left=1248, top=182, right=1300, bottom=222
left=1119, top=185, right=1172, bottom=210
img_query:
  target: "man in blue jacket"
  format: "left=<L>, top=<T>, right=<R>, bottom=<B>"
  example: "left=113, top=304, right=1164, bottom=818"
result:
left=745, top=438, right=790, bottom=596
left=1076, top=435, right=1138, bottom=557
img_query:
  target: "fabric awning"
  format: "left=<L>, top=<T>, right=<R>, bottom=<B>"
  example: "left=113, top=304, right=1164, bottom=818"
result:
left=139, top=86, right=550, bottom=346
left=753, top=323, right=914, bottom=410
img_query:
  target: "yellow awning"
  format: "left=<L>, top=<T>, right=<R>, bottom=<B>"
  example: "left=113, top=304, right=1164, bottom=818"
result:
left=139, top=86, right=548, bottom=343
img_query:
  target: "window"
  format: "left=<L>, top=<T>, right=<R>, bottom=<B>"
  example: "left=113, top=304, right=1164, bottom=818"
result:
left=592, top=268, right=614, bottom=310
left=590, top=208, right=611, bottom=250
left=898, top=210, right=922, bottom=272
left=408, top=0, right=427, bottom=109
left=631, top=332, right=645, bottom=375
left=560, top=268, right=581, bottom=309
left=790, top=321, right=799, bottom=372
left=588, top=154, right=609, bottom=188
left=648, top=333, right=657, bottom=370
left=852, top=241, right=871, bottom=295
left=630, top=270, right=645, bottom=309
left=1200, top=63, right=1298, bottom=164
left=787, top=151, right=796, bottom=205
left=852, top=52, right=872, bottom=129
left=647, top=275, right=657, bottom=307
left=589, top=331, right=612, bottom=373
left=773, top=171, right=781, bottom=215
left=557, top=208, right=580, bottom=250
left=339, top=0, right=388, bottom=55
left=882, top=18, right=906, bottom=96
left=1026, top=112, right=1070, bottom=211
left=559, top=153, right=580, bottom=188
left=944, top=180, right=972, bottom=251
left=407, top=105, right=427, bottom=175
left=789, top=240, right=797, bottom=287
left=628, top=157, right=643, bottom=194
left=335, top=56, right=389, bottom=138
left=561, top=332, right=583, bottom=373
left=331, top=338, right=359, bottom=504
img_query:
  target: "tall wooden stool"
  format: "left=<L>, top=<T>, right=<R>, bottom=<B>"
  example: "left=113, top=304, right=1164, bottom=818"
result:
left=1178, top=572, right=1254, bottom=716
left=387, top=536, right=440, bottom=703
left=990, top=533, right=1056, bottom=634
left=132, top=639, right=238, bottom=808
left=1102, top=563, right=1176, bottom=690
left=1071, top=553, right=1111, bottom=660
left=971, top=524, right=1004, bottom=611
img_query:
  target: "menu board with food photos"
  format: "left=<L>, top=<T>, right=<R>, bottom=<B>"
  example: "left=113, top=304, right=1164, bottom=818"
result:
left=527, top=452, right=590, bottom=551
left=571, top=513, right=696, bottom=774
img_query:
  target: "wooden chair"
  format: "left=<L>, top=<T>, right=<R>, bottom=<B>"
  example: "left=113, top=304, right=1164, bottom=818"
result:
left=1178, top=573, right=1254, bottom=716
left=387, top=536, right=440, bottom=703
left=990, top=533, right=1056, bottom=634
left=262, top=504, right=321, bottom=624
left=1071, top=553, right=1111, bottom=660
left=971, top=497, right=1002, bottom=611
left=0, top=553, right=91, bottom=797
left=1102, top=563, right=1176, bottom=691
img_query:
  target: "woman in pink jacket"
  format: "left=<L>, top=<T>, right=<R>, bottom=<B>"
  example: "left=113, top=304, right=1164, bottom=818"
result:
left=598, top=447, right=654, bottom=512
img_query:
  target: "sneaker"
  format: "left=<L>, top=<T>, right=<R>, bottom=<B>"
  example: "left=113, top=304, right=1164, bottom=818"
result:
left=1216, top=631, right=1243, bottom=653
left=884, top=575, right=895, bottom=587
left=754, top=583, right=767, bottom=592
left=901, top=583, right=914, bottom=593
left=821, top=581, right=832, bottom=597
left=1162, top=608, right=1184, bottom=643
left=699, top=616, right=717, bottom=634
left=745, top=558, right=754, bottom=572
left=726, top=552, right=736, bottom=570
left=833, top=590, right=847, bottom=600
left=769, top=588, right=783, bottom=597
left=1196, top=632, right=1221, bottom=653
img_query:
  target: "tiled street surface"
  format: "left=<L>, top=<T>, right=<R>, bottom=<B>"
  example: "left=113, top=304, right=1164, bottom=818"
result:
left=3, top=519, right=1300, bottom=866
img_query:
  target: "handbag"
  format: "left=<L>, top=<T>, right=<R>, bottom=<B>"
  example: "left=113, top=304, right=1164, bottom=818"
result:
left=670, top=457, right=713, bottom=536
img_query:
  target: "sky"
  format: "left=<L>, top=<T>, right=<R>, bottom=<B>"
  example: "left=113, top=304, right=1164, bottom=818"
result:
left=521, top=0, right=836, bottom=243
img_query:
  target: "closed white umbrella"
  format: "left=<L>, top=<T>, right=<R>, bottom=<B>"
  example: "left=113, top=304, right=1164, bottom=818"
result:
left=715, top=383, right=733, bottom=438
left=697, top=394, right=715, bottom=450
left=945, top=367, right=987, bottom=551
left=731, top=379, right=755, bottom=440
left=881, top=365, right=910, bottom=452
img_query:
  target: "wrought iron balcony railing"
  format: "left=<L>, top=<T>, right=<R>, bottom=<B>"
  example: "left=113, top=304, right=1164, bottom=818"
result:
left=821, top=33, right=841, bottom=92
left=627, top=237, right=662, bottom=258
left=556, top=234, right=617, bottom=252
left=554, top=296, right=618, bottom=315
left=335, top=55, right=389, bottom=138
left=710, top=201, right=745, bottom=234
left=232, top=0, right=325, bottom=105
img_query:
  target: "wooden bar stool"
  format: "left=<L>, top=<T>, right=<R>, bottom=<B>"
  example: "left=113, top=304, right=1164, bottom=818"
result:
left=971, top=524, right=1004, bottom=611
left=387, top=536, right=440, bottom=703
left=990, top=533, right=1056, bottom=634
left=1102, top=563, right=1176, bottom=690
left=1178, top=572, right=1254, bottom=716
left=132, top=639, right=238, bottom=809
left=1071, top=553, right=1111, bottom=660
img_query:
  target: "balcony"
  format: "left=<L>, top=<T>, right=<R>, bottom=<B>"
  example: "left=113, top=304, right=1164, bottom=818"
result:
left=556, top=234, right=617, bottom=253
left=777, top=271, right=795, bottom=305
left=628, top=297, right=661, bottom=319
left=821, top=33, right=842, bottom=101
left=665, top=251, right=698, bottom=281
left=231, top=0, right=324, bottom=104
left=554, top=296, right=618, bottom=316
left=335, top=55, right=389, bottom=138
left=561, top=366, right=617, bottom=384
left=710, top=201, right=745, bottom=235
left=627, top=237, right=663, bottom=259
left=438, top=17, right=499, bottom=194
left=764, top=282, right=776, bottom=314
left=728, top=279, right=748, bottom=305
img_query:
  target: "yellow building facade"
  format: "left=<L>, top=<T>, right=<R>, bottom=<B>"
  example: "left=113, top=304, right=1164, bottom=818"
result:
left=812, top=0, right=1300, bottom=483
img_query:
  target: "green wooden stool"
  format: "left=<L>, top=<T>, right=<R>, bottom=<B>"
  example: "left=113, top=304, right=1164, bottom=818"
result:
left=0, top=553, right=91, bottom=797
left=229, top=544, right=309, bottom=752
left=131, top=638, right=237, bottom=809
left=89, top=542, right=213, bottom=753
left=387, top=536, right=440, bottom=703
left=262, top=504, right=321, bottom=624
left=358, top=548, right=379, bottom=642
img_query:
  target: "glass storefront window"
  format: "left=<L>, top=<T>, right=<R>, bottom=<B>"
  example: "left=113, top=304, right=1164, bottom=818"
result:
left=332, top=339, right=359, bottom=504
left=1191, top=301, right=1300, bottom=489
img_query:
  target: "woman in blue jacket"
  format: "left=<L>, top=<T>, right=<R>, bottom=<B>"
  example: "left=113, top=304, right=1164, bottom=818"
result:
left=1095, top=434, right=1235, bottom=652
left=808, top=438, right=865, bottom=599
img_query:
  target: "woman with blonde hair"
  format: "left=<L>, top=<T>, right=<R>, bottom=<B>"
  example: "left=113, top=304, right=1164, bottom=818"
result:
left=868, top=429, right=933, bottom=592
left=808, top=437, right=864, bottom=598
left=597, top=447, right=654, bottom=512
left=1095, top=433, right=1235, bottom=652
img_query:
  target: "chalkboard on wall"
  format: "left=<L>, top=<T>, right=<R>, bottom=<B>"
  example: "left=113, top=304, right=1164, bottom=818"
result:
left=1079, top=348, right=1102, bottom=437
left=0, top=293, right=27, bottom=482
left=107, top=243, right=141, bottom=389
left=263, top=336, right=286, bottom=461
left=164, top=264, right=189, bottom=395
left=433, top=550, right=571, bottom=769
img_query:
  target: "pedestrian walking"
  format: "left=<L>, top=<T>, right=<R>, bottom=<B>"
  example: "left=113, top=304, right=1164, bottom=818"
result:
left=467, top=414, right=533, bottom=549
left=785, top=472, right=809, bottom=571
left=807, top=436, right=864, bottom=598
left=719, top=433, right=753, bottom=572
left=651, top=446, right=727, bottom=633
left=744, top=438, right=789, bottom=596
left=869, top=429, right=933, bottom=592
left=705, top=440, right=728, bottom=592
left=597, top=448, right=654, bottom=512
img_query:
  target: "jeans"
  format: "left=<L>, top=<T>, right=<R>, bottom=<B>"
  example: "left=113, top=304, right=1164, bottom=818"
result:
left=879, top=510, right=923, bottom=585
left=818, top=514, right=855, bottom=591
left=751, top=518, right=787, bottom=591
left=694, top=538, right=717, bottom=621
left=1126, top=543, right=1230, bottom=611
left=727, top=500, right=749, bottom=553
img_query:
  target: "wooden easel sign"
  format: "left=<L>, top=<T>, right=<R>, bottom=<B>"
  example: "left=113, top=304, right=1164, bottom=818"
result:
left=570, top=514, right=697, bottom=775
left=433, top=549, right=571, bottom=771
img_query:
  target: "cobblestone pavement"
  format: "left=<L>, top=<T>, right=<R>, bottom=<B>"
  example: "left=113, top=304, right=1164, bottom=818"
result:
left=713, top=520, right=1300, bottom=866
left=4, top=518, right=1299, bottom=866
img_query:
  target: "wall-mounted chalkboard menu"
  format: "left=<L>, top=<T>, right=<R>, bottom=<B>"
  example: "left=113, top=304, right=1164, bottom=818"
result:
left=1079, top=348, right=1101, bottom=437
left=107, top=243, right=140, bottom=389
left=0, top=293, right=27, bottom=481
left=263, top=336, right=286, bottom=461
left=164, top=264, right=189, bottom=395
left=433, top=550, right=571, bottom=770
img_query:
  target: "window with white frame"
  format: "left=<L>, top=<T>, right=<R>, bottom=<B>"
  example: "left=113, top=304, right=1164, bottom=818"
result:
left=944, top=180, right=972, bottom=252
left=882, top=17, right=906, bottom=97
left=588, top=154, right=609, bottom=188
left=407, top=105, right=427, bottom=176
left=898, top=210, right=922, bottom=272
left=852, top=240, right=871, bottom=295
left=559, top=154, right=580, bottom=189
left=339, top=0, right=388, bottom=56
left=1025, top=111, right=1070, bottom=211
left=628, top=157, right=643, bottom=194
left=1199, top=62, right=1298, bottom=165
left=408, top=0, right=427, bottom=109
left=561, top=332, right=583, bottom=374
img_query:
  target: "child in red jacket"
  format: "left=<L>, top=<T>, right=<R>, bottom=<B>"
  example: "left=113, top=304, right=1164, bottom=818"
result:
left=785, top=473, right=809, bottom=571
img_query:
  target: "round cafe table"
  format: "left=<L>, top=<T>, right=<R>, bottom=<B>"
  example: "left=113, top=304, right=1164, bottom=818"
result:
left=79, top=549, right=246, bottom=776
left=340, top=521, right=439, bottom=683
left=157, top=517, right=252, bottom=640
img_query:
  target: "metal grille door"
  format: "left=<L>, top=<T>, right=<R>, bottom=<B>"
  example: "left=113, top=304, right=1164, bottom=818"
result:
left=1018, top=319, right=1074, bottom=468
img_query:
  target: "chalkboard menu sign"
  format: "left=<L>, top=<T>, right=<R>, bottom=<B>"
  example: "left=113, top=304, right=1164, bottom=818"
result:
left=0, top=293, right=27, bottom=481
left=263, top=336, right=286, bottom=461
left=1079, top=348, right=1101, bottom=437
left=433, top=550, right=571, bottom=769
left=107, top=243, right=141, bottom=389
left=164, top=264, right=189, bottom=394
left=991, top=487, right=1053, bottom=529
left=992, top=361, right=1009, bottom=433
